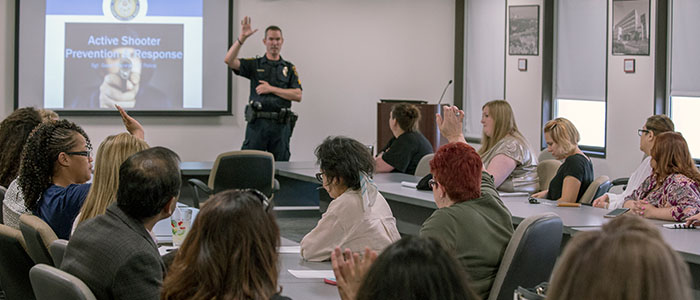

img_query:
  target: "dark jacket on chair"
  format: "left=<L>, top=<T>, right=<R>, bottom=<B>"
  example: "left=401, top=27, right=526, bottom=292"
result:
left=61, top=203, right=165, bottom=300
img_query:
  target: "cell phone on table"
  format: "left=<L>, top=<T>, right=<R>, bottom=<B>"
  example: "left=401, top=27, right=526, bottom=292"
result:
left=324, top=277, right=337, bottom=285
left=604, top=208, right=630, bottom=218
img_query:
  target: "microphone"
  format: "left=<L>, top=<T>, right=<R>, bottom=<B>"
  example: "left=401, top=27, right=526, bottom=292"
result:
left=437, top=80, right=453, bottom=105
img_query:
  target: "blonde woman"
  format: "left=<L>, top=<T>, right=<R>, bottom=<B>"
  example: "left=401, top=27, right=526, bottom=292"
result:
left=72, top=132, right=149, bottom=231
left=477, top=100, right=537, bottom=192
left=547, top=215, right=692, bottom=300
left=531, top=117, right=593, bottom=203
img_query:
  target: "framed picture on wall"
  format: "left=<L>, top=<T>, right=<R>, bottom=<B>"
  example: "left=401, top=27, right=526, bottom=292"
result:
left=508, top=5, right=539, bottom=56
left=612, top=0, right=650, bottom=55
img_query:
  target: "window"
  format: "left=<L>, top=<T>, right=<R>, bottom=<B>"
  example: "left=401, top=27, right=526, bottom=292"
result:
left=550, top=0, right=607, bottom=153
left=669, top=1, right=700, bottom=159
left=463, top=0, right=505, bottom=141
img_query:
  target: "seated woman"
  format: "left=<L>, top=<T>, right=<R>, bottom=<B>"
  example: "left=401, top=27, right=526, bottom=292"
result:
left=301, top=136, right=400, bottom=261
left=531, top=117, right=593, bottom=203
left=437, top=101, right=537, bottom=192
left=419, top=141, right=514, bottom=299
left=18, top=106, right=143, bottom=239
left=593, top=115, right=674, bottom=209
left=375, top=103, right=433, bottom=175
left=1, top=107, right=43, bottom=229
left=161, top=189, right=291, bottom=300
left=331, top=236, right=479, bottom=300
left=547, top=215, right=692, bottom=300
left=623, top=132, right=700, bottom=221
left=72, top=132, right=149, bottom=232
left=477, top=100, right=537, bottom=192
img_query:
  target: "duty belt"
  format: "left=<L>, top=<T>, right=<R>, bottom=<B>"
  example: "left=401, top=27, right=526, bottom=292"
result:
left=255, top=111, right=280, bottom=119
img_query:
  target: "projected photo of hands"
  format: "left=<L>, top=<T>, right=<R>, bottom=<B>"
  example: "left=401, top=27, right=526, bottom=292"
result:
left=62, top=23, right=185, bottom=110
left=16, top=0, right=230, bottom=114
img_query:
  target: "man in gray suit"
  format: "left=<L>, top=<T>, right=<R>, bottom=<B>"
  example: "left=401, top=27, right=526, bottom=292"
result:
left=61, top=147, right=181, bottom=300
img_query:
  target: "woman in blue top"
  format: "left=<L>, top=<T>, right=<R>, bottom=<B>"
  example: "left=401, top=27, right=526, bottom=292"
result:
left=19, top=106, right=143, bottom=239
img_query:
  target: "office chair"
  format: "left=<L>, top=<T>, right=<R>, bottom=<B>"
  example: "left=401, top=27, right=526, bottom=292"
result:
left=29, top=264, right=96, bottom=300
left=537, top=151, right=557, bottom=162
left=188, top=150, right=279, bottom=208
left=49, top=239, right=69, bottom=268
left=0, top=224, right=36, bottom=300
left=488, top=213, right=563, bottom=300
left=579, top=176, right=612, bottom=205
left=19, top=214, right=58, bottom=266
left=536, top=160, right=562, bottom=191
left=414, top=153, right=434, bottom=177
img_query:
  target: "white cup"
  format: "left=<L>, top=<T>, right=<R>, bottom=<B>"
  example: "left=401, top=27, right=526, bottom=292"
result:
left=170, top=208, right=192, bottom=247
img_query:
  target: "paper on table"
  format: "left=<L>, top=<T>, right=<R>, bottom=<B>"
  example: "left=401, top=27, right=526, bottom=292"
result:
left=498, top=191, right=529, bottom=197
left=401, top=181, right=418, bottom=188
left=288, top=269, right=335, bottom=279
left=158, top=246, right=178, bottom=256
left=279, top=246, right=301, bottom=254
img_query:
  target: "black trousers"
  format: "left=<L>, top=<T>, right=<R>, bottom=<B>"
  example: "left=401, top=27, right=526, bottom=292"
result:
left=242, top=118, right=291, bottom=161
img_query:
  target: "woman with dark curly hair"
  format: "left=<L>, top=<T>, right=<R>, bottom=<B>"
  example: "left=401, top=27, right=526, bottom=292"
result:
left=162, top=189, right=291, bottom=300
left=17, top=119, right=93, bottom=239
left=0, top=107, right=43, bottom=188
left=300, top=136, right=400, bottom=261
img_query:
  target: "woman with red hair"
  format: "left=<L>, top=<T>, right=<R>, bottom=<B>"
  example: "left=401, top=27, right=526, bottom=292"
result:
left=419, top=120, right=514, bottom=299
left=623, top=132, right=700, bottom=221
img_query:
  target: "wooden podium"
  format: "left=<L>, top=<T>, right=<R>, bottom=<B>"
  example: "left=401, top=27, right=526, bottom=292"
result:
left=376, top=101, right=446, bottom=153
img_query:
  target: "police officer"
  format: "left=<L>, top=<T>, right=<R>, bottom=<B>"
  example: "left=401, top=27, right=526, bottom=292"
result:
left=225, top=16, right=302, bottom=161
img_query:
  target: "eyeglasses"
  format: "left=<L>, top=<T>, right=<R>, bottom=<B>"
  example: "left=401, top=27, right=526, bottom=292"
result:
left=315, top=172, right=324, bottom=183
left=241, top=188, right=272, bottom=212
left=428, top=178, right=438, bottom=189
left=65, top=151, right=91, bottom=158
left=638, top=129, right=650, bottom=136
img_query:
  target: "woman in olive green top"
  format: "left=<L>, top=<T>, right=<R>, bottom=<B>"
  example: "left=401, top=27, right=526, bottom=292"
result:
left=419, top=139, right=514, bottom=299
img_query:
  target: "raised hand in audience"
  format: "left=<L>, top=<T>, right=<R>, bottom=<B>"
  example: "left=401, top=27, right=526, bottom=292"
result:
left=436, top=105, right=466, bottom=143
left=331, top=247, right=377, bottom=300
left=592, top=194, right=610, bottom=208
left=116, top=105, right=145, bottom=139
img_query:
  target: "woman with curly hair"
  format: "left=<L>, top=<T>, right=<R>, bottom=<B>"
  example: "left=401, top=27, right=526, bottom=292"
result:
left=300, top=136, right=400, bottom=261
left=16, top=106, right=143, bottom=239
left=0, top=107, right=43, bottom=188
left=72, top=132, right=149, bottom=232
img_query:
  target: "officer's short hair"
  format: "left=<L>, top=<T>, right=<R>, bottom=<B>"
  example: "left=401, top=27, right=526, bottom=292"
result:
left=265, top=25, right=283, bottom=39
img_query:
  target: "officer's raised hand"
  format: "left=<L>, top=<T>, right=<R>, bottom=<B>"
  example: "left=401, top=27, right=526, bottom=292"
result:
left=256, top=80, right=274, bottom=95
left=239, top=16, right=258, bottom=43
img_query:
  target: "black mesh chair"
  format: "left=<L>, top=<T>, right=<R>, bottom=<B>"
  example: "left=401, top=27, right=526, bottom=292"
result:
left=487, top=213, right=563, bottom=300
left=188, top=150, right=279, bottom=208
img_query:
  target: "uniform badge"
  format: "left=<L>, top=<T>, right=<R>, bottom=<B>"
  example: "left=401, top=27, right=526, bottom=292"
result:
left=111, top=0, right=140, bottom=21
left=282, top=66, right=288, bottom=77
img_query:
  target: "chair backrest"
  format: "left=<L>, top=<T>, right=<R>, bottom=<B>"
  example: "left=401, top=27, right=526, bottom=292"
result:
left=29, top=264, right=96, bottom=300
left=0, top=224, right=36, bottom=300
left=414, top=153, right=435, bottom=177
left=19, top=214, right=58, bottom=266
left=537, top=151, right=556, bottom=162
left=536, top=160, right=562, bottom=192
left=208, top=150, right=276, bottom=197
left=488, top=213, right=563, bottom=300
left=0, top=185, right=6, bottom=224
left=580, top=175, right=611, bottom=205
left=49, top=239, right=69, bottom=268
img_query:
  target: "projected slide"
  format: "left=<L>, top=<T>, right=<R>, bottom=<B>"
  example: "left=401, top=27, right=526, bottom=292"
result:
left=43, top=0, right=203, bottom=110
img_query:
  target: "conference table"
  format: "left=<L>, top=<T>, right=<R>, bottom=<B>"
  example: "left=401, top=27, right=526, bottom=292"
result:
left=271, top=161, right=700, bottom=266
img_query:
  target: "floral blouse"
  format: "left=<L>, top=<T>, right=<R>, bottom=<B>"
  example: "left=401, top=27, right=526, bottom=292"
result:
left=625, top=173, right=700, bottom=221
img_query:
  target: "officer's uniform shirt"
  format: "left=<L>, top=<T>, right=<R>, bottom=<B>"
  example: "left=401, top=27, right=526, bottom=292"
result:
left=234, top=55, right=302, bottom=112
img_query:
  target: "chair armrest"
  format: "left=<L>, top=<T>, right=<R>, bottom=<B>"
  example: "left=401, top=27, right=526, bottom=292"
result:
left=611, top=177, right=629, bottom=186
left=272, top=179, right=280, bottom=193
left=188, top=178, right=211, bottom=194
